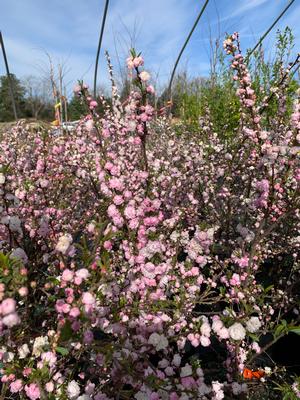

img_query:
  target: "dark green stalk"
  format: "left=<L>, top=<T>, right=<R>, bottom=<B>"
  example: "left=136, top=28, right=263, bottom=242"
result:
left=247, top=0, right=296, bottom=59
left=167, top=0, right=210, bottom=101
left=93, top=0, right=110, bottom=98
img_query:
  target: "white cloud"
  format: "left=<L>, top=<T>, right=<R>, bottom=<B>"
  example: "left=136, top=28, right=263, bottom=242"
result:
left=0, top=0, right=298, bottom=94
left=220, top=0, right=269, bottom=23
left=1, top=0, right=200, bottom=90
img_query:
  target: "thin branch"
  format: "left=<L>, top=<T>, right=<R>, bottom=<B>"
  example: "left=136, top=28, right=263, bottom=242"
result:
left=259, top=53, right=300, bottom=114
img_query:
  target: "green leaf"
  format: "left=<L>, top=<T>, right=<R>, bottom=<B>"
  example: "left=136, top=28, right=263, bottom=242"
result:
left=59, top=320, right=72, bottom=342
left=248, top=333, right=259, bottom=342
left=56, top=346, right=69, bottom=356
left=289, top=327, right=300, bottom=335
left=264, top=285, right=274, bottom=293
left=130, top=48, right=136, bottom=58
left=274, top=324, right=285, bottom=338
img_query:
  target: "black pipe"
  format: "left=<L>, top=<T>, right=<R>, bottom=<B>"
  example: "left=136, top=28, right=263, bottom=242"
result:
left=167, top=0, right=210, bottom=101
left=248, top=0, right=296, bottom=58
left=0, top=31, right=18, bottom=120
left=93, top=0, right=110, bottom=99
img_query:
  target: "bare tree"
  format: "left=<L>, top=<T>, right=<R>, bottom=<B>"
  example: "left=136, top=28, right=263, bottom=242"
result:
left=34, top=52, right=71, bottom=123
left=22, top=75, right=52, bottom=119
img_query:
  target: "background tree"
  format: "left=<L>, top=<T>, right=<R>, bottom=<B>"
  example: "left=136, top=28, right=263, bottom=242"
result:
left=68, top=95, right=87, bottom=120
left=22, top=75, right=53, bottom=120
left=0, top=74, right=26, bottom=121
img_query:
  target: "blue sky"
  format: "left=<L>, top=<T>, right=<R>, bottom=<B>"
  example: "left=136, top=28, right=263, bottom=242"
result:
left=1, top=0, right=299, bottom=96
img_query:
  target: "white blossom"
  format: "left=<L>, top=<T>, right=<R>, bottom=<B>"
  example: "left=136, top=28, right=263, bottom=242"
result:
left=67, top=380, right=81, bottom=399
left=198, top=383, right=210, bottom=396
left=55, top=234, right=72, bottom=254
left=200, top=322, right=211, bottom=337
left=246, top=316, right=261, bottom=333
left=148, top=332, right=168, bottom=351
left=0, top=347, right=14, bottom=362
left=172, top=353, right=181, bottom=367
left=264, top=367, right=272, bottom=375
left=180, top=364, right=192, bottom=377
left=18, top=343, right=30, bottom=359
left=134, top=391, right=149, bottom=400
left=139, top=71, right=150, bottom=82
left=32, top=336, right=49, bottom=356
left=9, top=216, right=22, bottom=234
left=228, top=322, right=246, bottom=341
left=0, top=173, right=5, bottom=184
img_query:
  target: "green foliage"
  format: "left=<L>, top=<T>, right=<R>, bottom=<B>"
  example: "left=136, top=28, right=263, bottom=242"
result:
left=0, top=251, right=28, bottom=298
left=59, top=320, right=73, bottom=342
left=274, top=376, right=300, bottom=400
left=289, top=327, right=300, bottom=335
left=56, top=347, right=69, bottom=356
left=68, top=95, right=88, bottom=120
left=0, top=74, right=55, bottom=121
left=161, top=68, right=240, bottom=138
left=159, top=26, right=299, bottom=141
left=199, top=80, right=240, bottom=139
left=248, top=27, right=298, bottom=124
left=0, top=74, right=26, bottom=121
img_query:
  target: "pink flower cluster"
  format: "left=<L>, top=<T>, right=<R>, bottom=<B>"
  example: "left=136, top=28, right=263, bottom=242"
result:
left=0, top=35, right=299, bottom=399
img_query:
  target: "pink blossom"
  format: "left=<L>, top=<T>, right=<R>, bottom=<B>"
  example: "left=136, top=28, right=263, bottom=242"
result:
left=83, top=330, right=94, bottom=344
left=126, top=56, right=135, bottom=69
left=256, top=179, right=269, bottom=192
left=85, top=119, right=94, bottom=131
left=45, top=381, right=54, bottom=392
left=124, top=205, right=136, bottom=219
left=76, top=268, right=90, bottom=280
left=69, top=307, right=81, bottom=318
left=62, top=269, right=74, bottom=282
left=89, top=100, right=98, bottom=109
left=82, top=292, right=96, bottom=305
left=133, top=56, right=144, bottom=67
left=146, top=85, right=155, bottom=94
left=0, top=298, right=16, bottom=315
left=18, top=287, right=28, bottom=296
left=10, top=379, right=23, bottom=393
left=41, top=351, right=57, bottom=367
left=2, top=312, right=20, bottom=327
left=24, top=383, right=41, bottom=400
left=139, top=71, right=150, bottom=82
left=73, top=84, right=81, bottom=93
left=181, top=376, right=196, bottom=388
left=113, top=195, right=124, bottom=205
left=55, top=300, right=66, bottom=313
left=200, top=335, right=211, bottom=347
left=230, top=273, right=241, bottom=286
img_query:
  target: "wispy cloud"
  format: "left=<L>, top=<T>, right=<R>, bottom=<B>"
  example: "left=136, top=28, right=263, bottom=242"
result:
left=230, top=0, right=269, bottom=18
left=0, top=0, right=299, bottom=92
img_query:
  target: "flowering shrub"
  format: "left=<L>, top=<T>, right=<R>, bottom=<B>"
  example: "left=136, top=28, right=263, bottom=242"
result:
left=0, top=33, right=299, bottom=399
